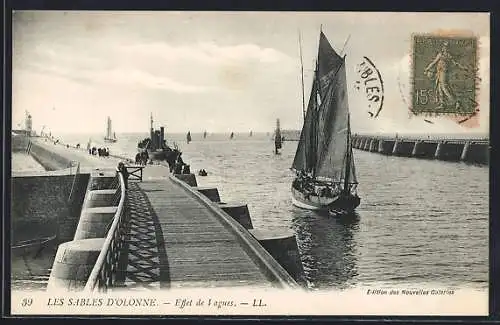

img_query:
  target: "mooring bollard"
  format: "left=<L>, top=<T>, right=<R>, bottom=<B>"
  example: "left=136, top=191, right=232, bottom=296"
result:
left=174, top=173, right=198, bottom=187
left=249, top=228, right=306, bottom=285
left=218, top=202, right=253, bottom=229
left=73, top=206, right=118, bottom=240
left=47, top=238, right=105, bottom=292
left=193, top=187, right=221, bottom=202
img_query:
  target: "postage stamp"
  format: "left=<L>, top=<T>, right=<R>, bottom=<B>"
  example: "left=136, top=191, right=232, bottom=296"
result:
left=411, top=34, right=478, bottom=117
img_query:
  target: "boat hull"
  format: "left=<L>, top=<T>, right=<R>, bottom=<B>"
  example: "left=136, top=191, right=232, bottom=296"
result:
left=12, top=235, right=57, bottom=257
left=291, top=186, right=360, bottom=214
left=104, top=138, right=117, bottom=143
left=149, top=150, right=168, bottom=160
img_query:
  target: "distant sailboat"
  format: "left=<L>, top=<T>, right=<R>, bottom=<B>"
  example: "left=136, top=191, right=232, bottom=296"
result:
left=104, top=116, right=117, bottom=143
left=275, top=119, right=282, bottom=154
left=86, top=138, right=92, bottom=151
left=187, top=131, right=192, bottom=144
left=203, top=130, right=207, bottom=139
left=230, top=132, right=234, bottom=139
left=249, top=130, right=253, bottom=137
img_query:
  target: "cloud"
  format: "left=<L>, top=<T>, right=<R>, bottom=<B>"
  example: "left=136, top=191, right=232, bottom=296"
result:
left=94, top=68, right=213, bottom=93
left=24, top=42, right=216, bottom=93
left=12, top=11, right=490, bottom=134
left=118, top=41, right=293, bottom=66
left=22, top=39, right=293, bottom=95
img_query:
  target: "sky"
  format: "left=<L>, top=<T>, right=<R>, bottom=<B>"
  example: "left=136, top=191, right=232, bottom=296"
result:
left=12, top=11, right=490, bottom=135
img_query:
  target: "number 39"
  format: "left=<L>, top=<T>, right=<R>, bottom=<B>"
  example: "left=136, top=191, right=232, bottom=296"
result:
left=21, top=298, right=33, bottom=307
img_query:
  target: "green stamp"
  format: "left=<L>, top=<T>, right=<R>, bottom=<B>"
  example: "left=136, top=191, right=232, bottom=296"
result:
left=411, top=34, right=478, bottom=116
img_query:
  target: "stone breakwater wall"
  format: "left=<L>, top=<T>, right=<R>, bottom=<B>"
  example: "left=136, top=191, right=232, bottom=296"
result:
left=352, top=135, right=489, bottom=165
left=12, top=135, right=30, bottom=152
left=12, top=174, right=90, bottom=244
left=12, top=135, right=80, bottom=171
left=29, top=142, right=75, bottom=171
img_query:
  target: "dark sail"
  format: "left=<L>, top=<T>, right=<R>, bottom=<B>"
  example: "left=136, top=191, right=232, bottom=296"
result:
left=291, top=77, right=319, bottom=173
left=314, top=33, right=350, bottom=180
left=275, top=119, right=282, bottom=150
left=292, top=31, right=355, bottom=182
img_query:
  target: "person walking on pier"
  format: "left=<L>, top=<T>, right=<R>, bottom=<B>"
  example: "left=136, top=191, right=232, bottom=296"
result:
left=116, top=162, right=129, bottom=190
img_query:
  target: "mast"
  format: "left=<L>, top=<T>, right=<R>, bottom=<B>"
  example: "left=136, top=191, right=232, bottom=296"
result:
left=298, top=31, right=306, bottom=121
left=310, top=28, right=324, bottom=178
left=150, top=112, right=154, bottom=140
left=311, top=58, right=320, bottom=178
left=343, top=113, right=352, bottom=192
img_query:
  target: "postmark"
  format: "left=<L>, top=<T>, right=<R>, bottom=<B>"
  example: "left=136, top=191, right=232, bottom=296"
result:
left=410, top=33, right=479, bottom=118
left=354, top=56, right=384, bottom=118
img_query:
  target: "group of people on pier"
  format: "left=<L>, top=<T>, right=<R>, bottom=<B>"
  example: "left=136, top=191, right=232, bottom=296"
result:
left=172, top=151, right=191, bottom=175
left=135, top=150, right=150, bottom=166
left=89, top=146, right=110, bottom=157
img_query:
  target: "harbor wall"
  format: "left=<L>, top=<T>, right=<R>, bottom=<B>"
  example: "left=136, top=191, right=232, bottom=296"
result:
left=12, top=174, right=90, bottom=244
left=353, top=135, right=489, bottom=165
left=12, top=135, right=30, bottom=152
left=29, top=141, right=75, bottom=171
left=12, top=135, right=80, bottom=171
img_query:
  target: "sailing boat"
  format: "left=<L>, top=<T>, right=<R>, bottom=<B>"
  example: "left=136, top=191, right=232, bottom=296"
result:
left=249, top=130, right=253, bottom=137
left=275, top=118, right=282, bottom=154
left=291, top=31, right=360, bottom=215
left=230, top=132, right=234, bottom=139
left=104, top=116, right=117, bottom=143
left=187, top=131, right=192, bottom=144
left=203, top=130, right=207, bottom=139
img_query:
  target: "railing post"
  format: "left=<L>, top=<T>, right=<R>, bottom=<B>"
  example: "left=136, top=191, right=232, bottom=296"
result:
left=84, top=172, right=127, bottom=292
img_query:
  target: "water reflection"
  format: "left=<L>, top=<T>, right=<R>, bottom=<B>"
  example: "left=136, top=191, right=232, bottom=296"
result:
left=291, top=209, right=360, bottom=290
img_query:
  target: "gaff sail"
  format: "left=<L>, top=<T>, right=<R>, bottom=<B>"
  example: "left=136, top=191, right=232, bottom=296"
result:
left=291, top=32, right=357, bottom=184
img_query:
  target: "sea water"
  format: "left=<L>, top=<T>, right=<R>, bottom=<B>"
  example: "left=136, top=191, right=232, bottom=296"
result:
left=11, top=132, right=488, bottom=291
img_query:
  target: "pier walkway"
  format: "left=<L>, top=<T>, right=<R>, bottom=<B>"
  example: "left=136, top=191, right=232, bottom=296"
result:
left=115, top=165, right=291, bottom=290
left=27, top=136, right=298, bottom=291
left=25, top=138, right=123, bottom=173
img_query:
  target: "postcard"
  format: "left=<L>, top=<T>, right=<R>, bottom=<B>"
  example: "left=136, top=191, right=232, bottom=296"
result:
left=10, top=10, right=489, bottom=316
